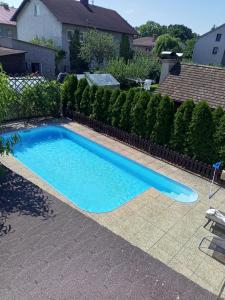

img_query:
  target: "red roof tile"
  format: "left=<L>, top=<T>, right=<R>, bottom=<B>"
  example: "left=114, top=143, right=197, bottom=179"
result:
left=0, top=6, right=16, bottom=26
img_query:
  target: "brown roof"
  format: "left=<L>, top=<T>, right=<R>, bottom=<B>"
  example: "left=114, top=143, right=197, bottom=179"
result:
left=157, top=63, right=225, bottom=109
left=0, top=6, right=16, bottom=26
left=12, top=0, right=137, bottom=35
left=0, top=46, right=26, bottom=56
left=133, top=36, right=155, bottom=47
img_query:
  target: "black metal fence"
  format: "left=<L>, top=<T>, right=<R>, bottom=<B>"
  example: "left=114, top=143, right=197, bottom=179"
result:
left=69, top=111, right=224, bottom=185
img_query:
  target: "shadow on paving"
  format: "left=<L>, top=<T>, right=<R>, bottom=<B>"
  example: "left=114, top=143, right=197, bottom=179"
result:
left=0, top=167, right=220, bottom=300
left=0, top=166, right=54, bottom=236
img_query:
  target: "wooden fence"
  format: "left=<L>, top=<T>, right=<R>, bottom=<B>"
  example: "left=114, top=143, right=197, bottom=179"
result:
left=69, top=111, right=224, bottom=185
left=9, top=75, right=46, bottom=93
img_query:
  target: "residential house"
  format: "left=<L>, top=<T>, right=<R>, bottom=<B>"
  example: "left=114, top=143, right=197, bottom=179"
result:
left=133, top=36, right=155, bottom=53
left=193, top=24, right=225, bottom=66
left=0, top=37, right=55, bottom=78
left=12, top=0, right=137, bottom=72
left=0, top=5, right=17, bottom=39
left=157, top=52, right=225, bottom=110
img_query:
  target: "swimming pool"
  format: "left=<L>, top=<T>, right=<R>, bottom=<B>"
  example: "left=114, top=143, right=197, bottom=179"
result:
left=2, top=125, right=198, bottom=213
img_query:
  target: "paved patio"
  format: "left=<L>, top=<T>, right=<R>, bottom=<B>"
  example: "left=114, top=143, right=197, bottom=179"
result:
left=1, top=118, right=225, bottom=298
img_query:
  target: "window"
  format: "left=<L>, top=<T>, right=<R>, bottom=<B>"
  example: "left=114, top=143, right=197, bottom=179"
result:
left=34, top=4, right=40, bottom=16
left=212, top=47, right=219, bottom=55
left=216, top=34, right=222, bottom=42
left=67, top=30, right=74, bottom=42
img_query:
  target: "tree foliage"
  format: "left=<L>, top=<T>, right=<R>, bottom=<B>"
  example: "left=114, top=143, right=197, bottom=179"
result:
left=132, top=91, right=150, bottom=137
left=170, top=100, right=195, bottom=153
left=111, top=92, right=126, bottom=127
left=120, top=34, right=132, bottom=63
left=80, top=85, right=91, bottom=116
left=74, top=78, right=88, bottom=111
left=167, top=24, right=194, bottom=42
left=189, top=101, right=215, bottom=162
left=69, top=30, right=87, bottom=73
left=145, top=93, right=161, bottom=139
left=108, top=89, right=120, bottom=124
left=153, top=34, right=182, bottom=56
left=120, top=88, right=136, bottom=132
left=91, top=87, right=105, bottom=121
left=80, top=30, right=117, bottom=68
left=215, top=115, right=225, bottom=164
left=136, top=21, right=167, bottom=38
left=60, top=74, right=78, bottom=113
left=183, top=38, right=197, bottom=59
left=152, top=95, right=174, bottom=145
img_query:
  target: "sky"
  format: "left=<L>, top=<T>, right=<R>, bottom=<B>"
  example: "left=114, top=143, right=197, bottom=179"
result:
left=6, top=0, right=225, bottom=35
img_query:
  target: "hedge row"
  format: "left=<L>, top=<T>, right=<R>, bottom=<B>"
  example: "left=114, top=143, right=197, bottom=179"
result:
left=61, top=74, right=225, bottom=165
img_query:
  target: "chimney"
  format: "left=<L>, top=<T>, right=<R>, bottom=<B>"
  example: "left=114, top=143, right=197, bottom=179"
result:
left=80, top=0, right=89, bottom=6
left=159, top=51, right=183, bottom=83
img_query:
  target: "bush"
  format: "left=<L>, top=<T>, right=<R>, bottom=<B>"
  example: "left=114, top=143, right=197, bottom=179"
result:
left=213, top=106, right=224, bottom=129
left=189, top=101, right=215, bottom=163
left=89, top=85, right=98, bottom=106
left=102, top=89, right=112, bottom=123
left=112, top=91, right=126, bottom=127
left=60, top=74, right=78, bottom=114
left=132, top=91, right=150, bottom=137
left=215, top=115, right=225, bottom=165
left=74, top=78, right=88, bottom=111
left=108, top=89, right=120, bottom=124
left=170, top=100, right=195, bottom=153
left=145, top=93, right=161, bottom=139
left=120, top=88, right=136, bottom=132
left=152, top=95, right=174, bottom=145
left=80, top=85, right=91, bottom=116
left=91, top=87, right=105, bottom=121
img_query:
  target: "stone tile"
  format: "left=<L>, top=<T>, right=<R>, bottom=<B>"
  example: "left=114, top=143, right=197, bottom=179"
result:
left=151, top=233, right=183, bottom=258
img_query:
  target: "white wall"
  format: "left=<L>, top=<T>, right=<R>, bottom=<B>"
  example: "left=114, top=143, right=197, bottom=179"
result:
left=16, top=0, right=62, bottom=47
left=193, top=25, right=225, bottom=66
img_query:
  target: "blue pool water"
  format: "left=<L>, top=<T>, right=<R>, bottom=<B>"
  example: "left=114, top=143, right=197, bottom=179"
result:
left=2, top=126, right=198, bottom=213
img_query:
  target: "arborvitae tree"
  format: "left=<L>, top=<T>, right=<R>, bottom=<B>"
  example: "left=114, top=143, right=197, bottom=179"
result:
left=70, top=30, right=87, bottom=73
left=74, top=78, right=88, bottom=111
left=132, top=91, right=150, bottom=137
left=89, top=85, right=98, bottom=105
left=91, top=87, right=105, bottom=121
left=80, top=85, right=91, bottom=116
left=111, top=92, right=126, bottom=128
left=101, top=89, right=112, bottom=123
left=120, top=34, right=132, bottom=63
left=120, top=88, right=136, bottom=132
left=189, top=101, right=215, bottom=163
left=215, top=115, right=225, bottom=165
left=170, top=99, right=195, bottom=153
left=151, top=95, right=174, bottom=145
left=213, top=106, right=224, bottom=130
left=108, top=89, right=120, bottom=124
left=145, top=93, right=161, bottom=139
left=60, top=74, right=78, bottom=114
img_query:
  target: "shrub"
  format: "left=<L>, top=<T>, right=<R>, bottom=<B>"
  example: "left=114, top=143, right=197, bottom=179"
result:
left=189, top=101, right=215, bottom=163
left=74, top=78, right=88, bottom=111
left=42, top=81, right=61, bottom=117
left=170, top=100, right=195, bottom=153
left=112, top=91, right=126, bottom=127
left=145, top=93, right=161, bottom=139
left=132, top=91, right=150, bottom=137
left=91, top=87, right=105, bottom=121
left=89, top=85, right=98, bottom=105
left=108, top=89, right=120, bottom=124
left=213, top=106, right=224, bottom=129
left=120, top=88, right=136, bottom=132
left=102, top=89, right=112, bottom=123
left=215, top=115, right=225, bottom=165
left=151, top=95, right=174, bottom=145
left=60, top=74, right=78, bottom=114
left=80, top=85, right=91, bottom=116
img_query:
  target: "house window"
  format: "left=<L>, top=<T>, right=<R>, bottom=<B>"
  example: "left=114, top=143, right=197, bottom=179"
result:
left=212, top=47, right=219, bottom=55
left=34, top=4, right=40, bottom=16
left=67, top=30, right=74, bottom=42
left=79, top=32, right=84, bottom=43
left=216, top=34, right=222, bottom=42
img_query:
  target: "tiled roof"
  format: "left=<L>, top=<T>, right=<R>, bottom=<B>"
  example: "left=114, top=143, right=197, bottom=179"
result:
left=157, top=63, right=225, bottom=109
left=0, top=6, right=16, bottom=26
left=133, top=37, right=155, bottom=47
left=12, top=0, right=137, bottom=35
left=0, top=46, right=26, bottom=56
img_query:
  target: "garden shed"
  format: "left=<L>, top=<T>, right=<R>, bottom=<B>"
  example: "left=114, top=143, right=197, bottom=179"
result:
left=77, top=73, right=120, bottom=88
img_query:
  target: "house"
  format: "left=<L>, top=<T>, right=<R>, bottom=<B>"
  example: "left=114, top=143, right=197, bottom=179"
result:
left=0, top=46, right=26, bottom=74
left=0, top=5, right=17, bottom=39
left=133, top=36, right=155, bottom=53
left=193, top=24, right=225, bottom=66
left=157, top=52, right=225, bottom=110
left=0, top=37, right=56, bottom=78
left=12, top=0, right=137, bottom=72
